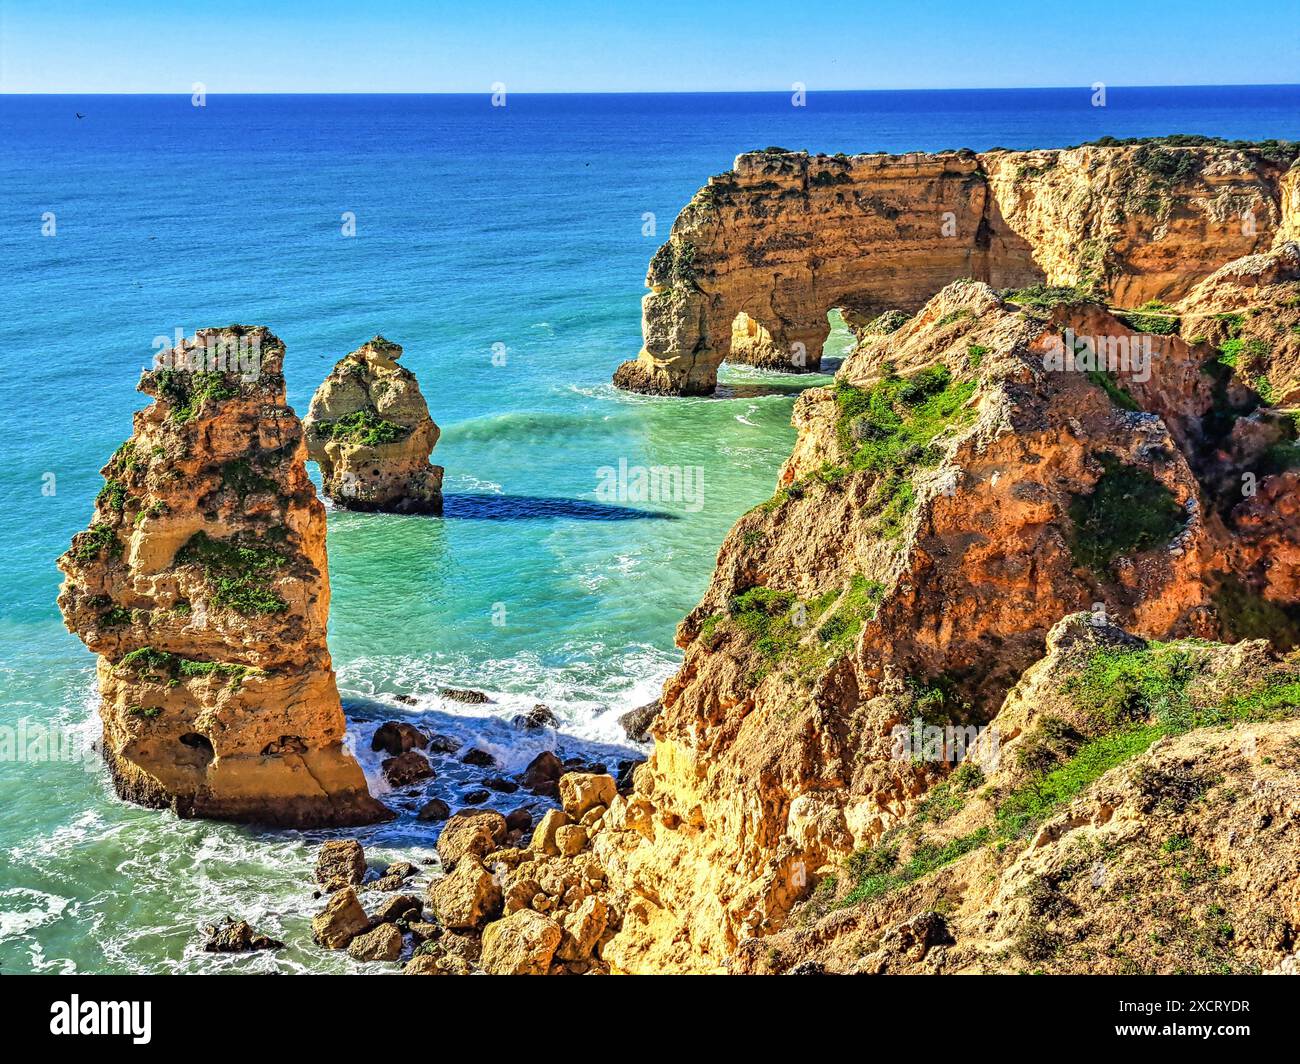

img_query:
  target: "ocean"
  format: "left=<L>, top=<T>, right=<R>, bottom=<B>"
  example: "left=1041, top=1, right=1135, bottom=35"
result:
left=0, top=85, right=1296, bottom=972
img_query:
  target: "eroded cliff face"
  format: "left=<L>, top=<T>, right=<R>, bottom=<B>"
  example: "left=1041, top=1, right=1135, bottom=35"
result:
left=304, top=337, right=443, bottom=514
left=613, top=142, right=1298, bottom=395
left=57, top=327, right=391, bottom=827
left=592, top=274, right=1300, bottom=972
left=731, top=615, right=1300, bottom=975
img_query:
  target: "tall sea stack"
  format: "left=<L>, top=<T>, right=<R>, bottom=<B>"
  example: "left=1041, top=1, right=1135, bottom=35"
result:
left=57, top=326, right=391, bottom=827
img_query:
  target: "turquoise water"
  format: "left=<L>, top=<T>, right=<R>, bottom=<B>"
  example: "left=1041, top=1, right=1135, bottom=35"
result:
left=0, top=88, right=1296, bottom=973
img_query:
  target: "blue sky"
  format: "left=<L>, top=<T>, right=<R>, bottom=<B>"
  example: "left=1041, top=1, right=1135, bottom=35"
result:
left=1, top=0, right=1297, bottom=93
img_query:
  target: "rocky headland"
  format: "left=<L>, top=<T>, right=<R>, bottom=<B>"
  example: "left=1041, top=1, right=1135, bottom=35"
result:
left=304, top=336, right=443, bottom=514
left=614, top=137, right=1298, bottom=395
left=57, top=326, right=390, bottom=827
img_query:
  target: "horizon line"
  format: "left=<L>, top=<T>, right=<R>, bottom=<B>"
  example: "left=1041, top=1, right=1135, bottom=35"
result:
left=4, top=82, right=1300, bottom=97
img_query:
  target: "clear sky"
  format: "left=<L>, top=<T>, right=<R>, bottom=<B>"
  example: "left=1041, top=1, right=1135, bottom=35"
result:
left=1, top=0, right=1297, bottom=93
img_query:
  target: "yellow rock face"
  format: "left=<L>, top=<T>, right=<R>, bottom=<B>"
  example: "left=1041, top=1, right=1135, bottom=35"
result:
left=595, top=273, right=1300, bottom=972
left=613, top=144, right=1296, bottom=395
left=304, top=336, right=443, bottom=514
left=57, top=326, right=390, bottom=828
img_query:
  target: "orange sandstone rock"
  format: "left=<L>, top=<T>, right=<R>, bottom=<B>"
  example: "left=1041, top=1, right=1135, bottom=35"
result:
left=57, top=326, right=390, bottom=828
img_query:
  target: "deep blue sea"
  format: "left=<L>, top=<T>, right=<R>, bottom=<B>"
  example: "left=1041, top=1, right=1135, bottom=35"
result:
left=0, top=86, right=1296, bottom=972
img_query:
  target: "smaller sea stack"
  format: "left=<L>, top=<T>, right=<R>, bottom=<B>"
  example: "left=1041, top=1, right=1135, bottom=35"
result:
left=304, top=337, right=443, bottom=514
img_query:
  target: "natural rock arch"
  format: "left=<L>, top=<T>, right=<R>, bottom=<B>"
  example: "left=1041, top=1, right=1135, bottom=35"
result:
left=613, top=143, right=1295, bottom=395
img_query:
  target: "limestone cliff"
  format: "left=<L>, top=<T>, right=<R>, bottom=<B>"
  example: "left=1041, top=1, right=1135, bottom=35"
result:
left=731, top=615, right=1300, bottom=975
left=57, top=326, right=391, bottom=827
left=614, top=139, right=1298, bottom=395
left=592, top=274, right=1300, bottom=972
left=304, top=337, right=443, bottom=514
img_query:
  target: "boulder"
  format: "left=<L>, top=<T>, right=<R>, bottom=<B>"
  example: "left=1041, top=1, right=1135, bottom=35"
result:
left=462, top=788, right=490, bottom=805
left=618, top=699, right=661, bottom=742
left=555, top=824, right=588, bottom=857
left=201, top=917, right=284, bottom=953
left=381, top=750, right=434, bottom=787
left=427, top=857, right=502, bottom=930
left=530, top=808, right=570, bottom=857
left=370, top=893, right=422, bottom=925
left=513, top=704, right=558, bottom=730
left=460, top=748, right=498, bottom=768
left=426, top=733, right=461, bottom=754
left=518, top=750, right=563, bottom=796
left=436, top=810, right=507, bottom=867
left=505, top=807, right=533, bottom=833
left=383, top=861, right=417, bottom=881
left=441, top=687, right=490, bottom=704
left=371, top=721, right=429, bottom=757
left=314, top=839, right=366, bottom=892
left=403, top=945, right=472, bottom=976
left=347, top=922, right=403, bottom=962
left=408, top=921, right=440, bottom=944
left=558, top=773, right=617, bottom=819
left=311, top=887, right=371, bottom=949
left=417, top=798, right=451, bottom=822
left=480, top=909, right=563, bottom=975
left=557, top=895, right=609, bottom=962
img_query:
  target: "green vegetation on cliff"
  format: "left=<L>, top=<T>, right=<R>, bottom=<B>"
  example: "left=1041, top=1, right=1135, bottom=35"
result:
left=839, top=638, right=1300, bottom=909
left=116, top=645, right=256, bottom=687
left=703, top=574, right=885, bottom=684
left=154, top=369, right=237, bottom=424
left=69, top=523, right=121, bottom=564
left=1067, top=454, right=1186, bottom=572
left=174, top=531, right=288, bottom=615
left=312, top=409, right=409, bottom=447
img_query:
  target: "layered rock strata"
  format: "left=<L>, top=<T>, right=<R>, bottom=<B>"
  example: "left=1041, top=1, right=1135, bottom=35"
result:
left=304, top=337, right=443, bottom=514
left=57, top=326, right=390, bottom=827
left=614, top=141, right=1298, bottom=394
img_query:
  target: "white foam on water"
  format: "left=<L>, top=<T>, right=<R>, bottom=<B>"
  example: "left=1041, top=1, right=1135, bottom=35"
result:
left=0, top=888, right=71, bottom=940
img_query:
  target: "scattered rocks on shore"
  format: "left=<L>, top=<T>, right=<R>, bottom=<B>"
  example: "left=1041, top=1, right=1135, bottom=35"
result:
left=306, top=769, right=623, bottom=974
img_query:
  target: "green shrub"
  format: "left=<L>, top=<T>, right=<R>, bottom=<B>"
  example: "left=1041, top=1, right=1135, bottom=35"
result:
left=1000, top=284, right=1100, bottom=310
left=155, top=369, right=237, bottom=423
left=175, top=531, right=288, bottom=615
left=864, top=310, right=909, bottom=335
left=313, top=409, right=409, bottom=447
left=1087, top=370, right=1141, bottom=411
left=96, top=478, right=128, bottom=514
left=1117, top=310, right=1180, bottom=335
left=1068, top=454, right=1186, bottom=571
left=70, top=523, right=120, bottom=563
